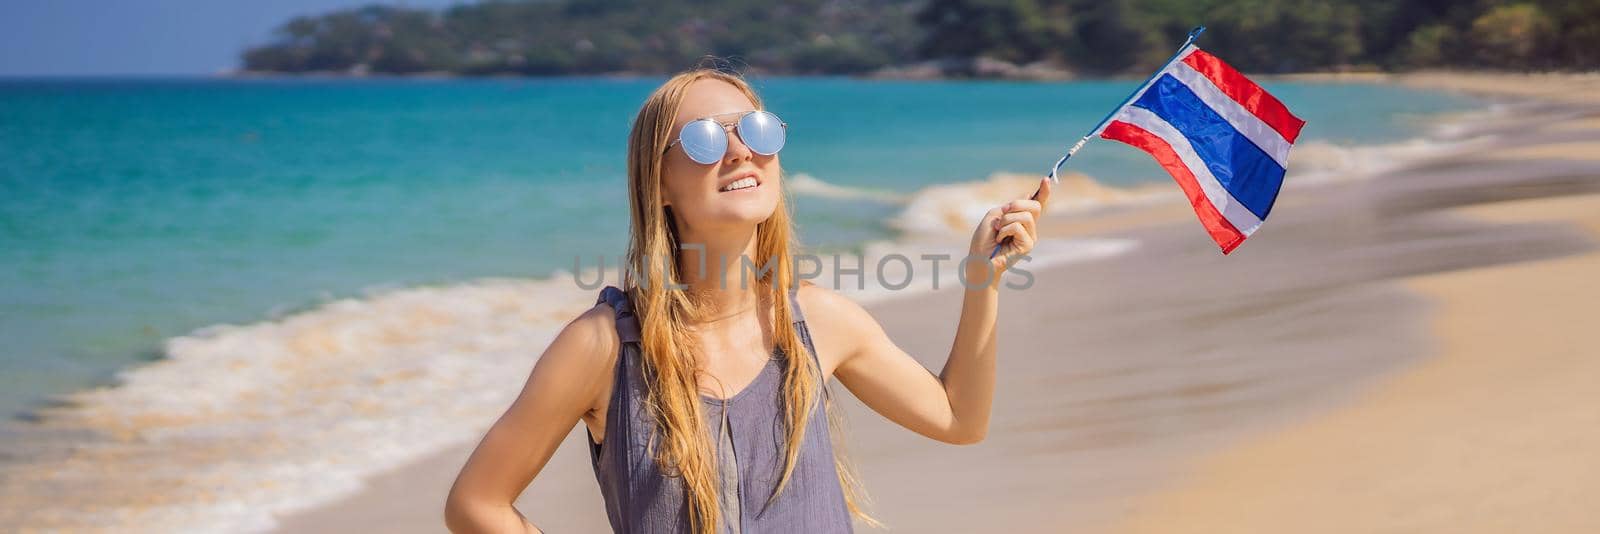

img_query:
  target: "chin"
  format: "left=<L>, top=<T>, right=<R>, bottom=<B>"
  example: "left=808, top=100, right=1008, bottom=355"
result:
left=725, top=206, right=779, bottom=226
left=708, top=201, right=779, bottom=228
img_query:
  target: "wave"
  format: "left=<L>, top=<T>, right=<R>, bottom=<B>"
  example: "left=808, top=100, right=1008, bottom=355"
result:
left=1284, top=136, right=1488, bottom=185
left=888, top=171, right=1173, bottom=237
left=786, top=172, right=905, bottom=202
left=2, top=276, right=600, bottom=531
left=1287, top=104, right=1507, bottom=184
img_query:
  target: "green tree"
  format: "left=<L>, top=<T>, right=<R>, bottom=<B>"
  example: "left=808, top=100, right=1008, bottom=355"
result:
left=238, top=0, right=1600, bottom=76
left=1398, top=23, right=1457, bottom=67
left=1538, top=0, right=1600, bottom=68
left=914, top=0, right=1072, bottom=64
left=1469, top=3, right=1557, bottom=68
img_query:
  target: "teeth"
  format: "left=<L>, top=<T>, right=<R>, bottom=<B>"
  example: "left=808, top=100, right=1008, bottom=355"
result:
left=720, top=177, right=758, bottom=192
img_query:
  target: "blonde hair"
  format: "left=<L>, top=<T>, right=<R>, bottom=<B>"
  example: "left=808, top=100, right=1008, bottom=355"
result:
left=623, top=67, right=880, bottom=533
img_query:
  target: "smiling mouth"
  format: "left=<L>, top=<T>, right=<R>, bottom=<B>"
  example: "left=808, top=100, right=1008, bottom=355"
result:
left=719, top=176, right=759, bottom=192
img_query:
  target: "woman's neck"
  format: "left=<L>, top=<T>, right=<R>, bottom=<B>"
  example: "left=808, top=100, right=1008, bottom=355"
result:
left=674, top=224, right=766, bottom=321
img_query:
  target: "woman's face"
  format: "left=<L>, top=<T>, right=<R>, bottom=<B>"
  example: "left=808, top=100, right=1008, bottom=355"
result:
left=659, top=78, right=782, bottom=235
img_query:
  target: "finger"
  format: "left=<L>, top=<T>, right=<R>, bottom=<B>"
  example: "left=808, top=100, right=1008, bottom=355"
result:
left=990, top=206, right=1025, bottom=230
left=1003, top=199, right=1042, bottom=217
left=990, top=211, right=1023, bottom=235
left=996, top=221, right=1027, bottom=251
left=983, top=206, right=1004, bottom=227
left=1008, top=223, right=1036, bottom=256
left=994, top=221, right=1035, bottom=267
left=997, top=211, right=1036, bottom=239
left=1035, top=176, right=1053, bottom=211
left=1009, top=228, right=1036, bottom=265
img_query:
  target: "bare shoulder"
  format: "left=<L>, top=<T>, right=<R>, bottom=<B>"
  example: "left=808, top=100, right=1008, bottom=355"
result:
left=793, top=283, right=885, bottom=375
left=794, top=282, right=875, bottom=325
left=564, top=302, right=621, bottom=354
left=525, top=302, right=621, bottom=418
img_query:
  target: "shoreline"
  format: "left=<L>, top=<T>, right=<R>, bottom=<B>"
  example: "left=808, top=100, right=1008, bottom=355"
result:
left=212, top=67, right=1600, bottom=86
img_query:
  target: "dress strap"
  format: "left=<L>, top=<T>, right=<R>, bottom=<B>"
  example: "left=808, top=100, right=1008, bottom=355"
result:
left=596, top=285, right=642, bottom=344
left=786, top=284, right=823, bottom=371
left=787, top=284, right=806, bottom=324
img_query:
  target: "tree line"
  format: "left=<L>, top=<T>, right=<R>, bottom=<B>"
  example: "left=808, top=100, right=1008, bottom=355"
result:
left=239, top=0, right=1600, bottom=77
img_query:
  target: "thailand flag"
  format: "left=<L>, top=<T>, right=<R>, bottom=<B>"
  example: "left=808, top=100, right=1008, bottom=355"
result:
left=1098, top=45, right=1306, bottom=254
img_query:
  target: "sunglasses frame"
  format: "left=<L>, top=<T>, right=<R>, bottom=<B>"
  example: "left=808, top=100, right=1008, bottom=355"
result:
left=662, top=110, right=788, bottom=164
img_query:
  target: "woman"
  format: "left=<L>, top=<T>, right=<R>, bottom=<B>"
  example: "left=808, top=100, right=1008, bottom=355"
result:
left=444, top=67, right=1050, bottom=533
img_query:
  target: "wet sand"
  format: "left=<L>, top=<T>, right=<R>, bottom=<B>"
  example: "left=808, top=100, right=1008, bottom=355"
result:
left=274, top=74, right=1600, bottom=532
left=1119, top=194, right=1600, bottom=534
left=1117, top=89, right=1600, bottom=532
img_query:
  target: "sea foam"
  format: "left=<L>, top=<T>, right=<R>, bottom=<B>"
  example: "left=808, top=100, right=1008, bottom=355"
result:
left=3, top=277, right=596, bottom=531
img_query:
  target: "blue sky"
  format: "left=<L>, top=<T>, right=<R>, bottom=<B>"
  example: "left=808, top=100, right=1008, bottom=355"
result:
left=0, top=0, right=465, bottom=76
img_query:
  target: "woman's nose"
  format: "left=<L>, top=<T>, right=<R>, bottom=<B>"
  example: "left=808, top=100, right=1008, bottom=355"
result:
left=723, top=127, right=754, bottom=163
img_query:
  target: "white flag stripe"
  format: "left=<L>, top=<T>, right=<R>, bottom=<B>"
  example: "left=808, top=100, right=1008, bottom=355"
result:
left=1164, top=61, right=1293, bottom=168
left=1092, top=45, right=1200, bottom=137
left=1116, top=106, right=1264, bottom=235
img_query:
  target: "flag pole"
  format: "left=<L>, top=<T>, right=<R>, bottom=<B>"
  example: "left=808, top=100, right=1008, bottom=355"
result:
left=990, top=25, right=1207, bottom=261
left=1045, top=25, right=1207, bottom=183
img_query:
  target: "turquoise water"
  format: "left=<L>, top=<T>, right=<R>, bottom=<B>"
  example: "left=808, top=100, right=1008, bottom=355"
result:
left=0, top=76, right=1477, bottom=419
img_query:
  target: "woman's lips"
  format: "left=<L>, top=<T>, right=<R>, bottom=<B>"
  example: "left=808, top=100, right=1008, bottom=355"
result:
left=719, top=176, right=760, bottom=192
left=717, top=170, right=760, bottom=192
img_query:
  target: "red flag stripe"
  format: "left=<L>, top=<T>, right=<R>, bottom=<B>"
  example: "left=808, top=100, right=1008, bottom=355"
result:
left=1181, top=49, right=1306, bottom=144
left=1102, top=120, right=1247, bottom=254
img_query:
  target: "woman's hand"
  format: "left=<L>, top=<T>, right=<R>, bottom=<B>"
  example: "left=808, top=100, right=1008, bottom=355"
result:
left=968, top=177, right=1052, bottom=285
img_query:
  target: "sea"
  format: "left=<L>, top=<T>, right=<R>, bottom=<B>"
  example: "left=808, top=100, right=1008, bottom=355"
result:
left=0, top=75, right=1482, bottom=530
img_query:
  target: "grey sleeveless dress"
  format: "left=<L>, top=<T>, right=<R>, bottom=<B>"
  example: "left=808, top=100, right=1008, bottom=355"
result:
left=587, top=285, right=854, bottom=533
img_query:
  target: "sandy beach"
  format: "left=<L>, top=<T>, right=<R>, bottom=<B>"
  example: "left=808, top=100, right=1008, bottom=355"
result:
left=264, top=73, right=1600, bottom=532
left=1116, top=75, right=1600, bottom=533
left=1119, top=194, right=1600, bottom=534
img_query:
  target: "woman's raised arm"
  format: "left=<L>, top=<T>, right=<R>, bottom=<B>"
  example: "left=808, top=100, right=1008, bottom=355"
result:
left=444, top=304, right=619, bottom=533
left=808, top=177, right=1049, bottom=446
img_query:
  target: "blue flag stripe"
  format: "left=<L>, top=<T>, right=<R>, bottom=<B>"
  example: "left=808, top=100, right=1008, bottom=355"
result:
left=1131, top=74, right=1285, bottom=220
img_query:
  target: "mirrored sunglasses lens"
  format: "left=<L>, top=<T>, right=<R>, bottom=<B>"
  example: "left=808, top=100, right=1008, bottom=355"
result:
left=738, top=111, right=785, bottom=155
left=680, top=119, right=727, bottom=164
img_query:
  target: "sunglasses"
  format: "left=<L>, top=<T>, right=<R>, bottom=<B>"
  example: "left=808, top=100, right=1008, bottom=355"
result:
left=663, top=110, right=787, bottom=165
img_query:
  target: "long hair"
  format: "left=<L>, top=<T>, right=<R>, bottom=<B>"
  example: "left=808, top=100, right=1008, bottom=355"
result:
left=623, top=67, right=880, bottom=533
